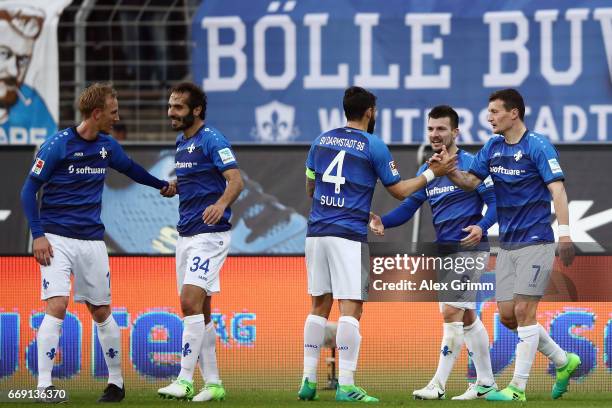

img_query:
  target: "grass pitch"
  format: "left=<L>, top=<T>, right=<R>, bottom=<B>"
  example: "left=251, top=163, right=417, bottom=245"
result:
left=2, top=390, right=611, bottom=407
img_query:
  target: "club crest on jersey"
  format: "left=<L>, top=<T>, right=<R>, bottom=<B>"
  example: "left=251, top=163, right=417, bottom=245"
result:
left=32, top=158, right=45, bottom=174
left=100, top=147, right=108, bottom=159
left=514, top=150, right=522, bottom=161
left=187, top=143, right=196, bottom=153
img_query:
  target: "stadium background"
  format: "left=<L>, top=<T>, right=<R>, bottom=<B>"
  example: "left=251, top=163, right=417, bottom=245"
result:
left=1, top=0, right=612, bottom=396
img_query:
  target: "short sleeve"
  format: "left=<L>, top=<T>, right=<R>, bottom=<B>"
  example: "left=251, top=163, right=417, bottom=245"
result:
left=208, top=135, right=238, bottom=172
left=306, top=140, right=317, bottom=172
left=468, top=140, right=493, bottom=180
left=532, top=138, right=564, bottom=184
left=369, top=137, right=401, bottom=186
left=108, top=138, right=133, bottom=173
left=29, top=141, right=64, bottom=182
left=476, top=175, right=494, bottom=194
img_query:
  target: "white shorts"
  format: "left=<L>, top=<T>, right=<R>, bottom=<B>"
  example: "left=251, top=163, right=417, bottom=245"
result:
left=305, top=236, right=370, bottom=301
left=437, top=251, right=489, bottom=311
left=439, top=301, right=476, bottom=313
left=40, top=233, right=111, bottom=305
left=176, top=231, right=231, bottom=295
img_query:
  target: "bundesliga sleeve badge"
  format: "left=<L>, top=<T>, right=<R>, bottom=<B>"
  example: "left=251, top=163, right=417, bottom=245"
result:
left=389, top=160, right=399, bottom=176
left=32, top=158, right=45, bottom=175
left=218, top=148, right=236, bottom=165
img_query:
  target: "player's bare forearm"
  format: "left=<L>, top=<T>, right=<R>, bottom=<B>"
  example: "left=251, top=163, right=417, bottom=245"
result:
left=306, top=178, right=315, bottom=198
left=448, top=169, right=481, bottom=191
left=548, top=181, right=569, bottom=226
left=216, top=168, right=244, bottom=208
left=385, top=175, right=427, bottom=200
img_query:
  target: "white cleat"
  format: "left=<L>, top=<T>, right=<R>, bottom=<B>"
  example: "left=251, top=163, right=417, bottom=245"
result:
left=157, top=379, right=194, bottom=400
left=413, top=382, right=445, bottom=400
left=192, top=382, right=226, bottom=402
left=451, top=383, right=498, bottom=400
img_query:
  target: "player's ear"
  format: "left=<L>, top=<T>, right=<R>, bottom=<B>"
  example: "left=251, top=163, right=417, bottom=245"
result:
left=193, top=105, right=202, bottom=118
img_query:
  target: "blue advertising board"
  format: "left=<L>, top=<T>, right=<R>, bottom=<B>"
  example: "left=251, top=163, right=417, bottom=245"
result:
left=192, top=0, right=612, bottom=143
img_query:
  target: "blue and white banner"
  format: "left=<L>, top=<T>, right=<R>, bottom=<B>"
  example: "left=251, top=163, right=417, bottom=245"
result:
left=192, top=0, right=612, bottom=144
left=0, top=0, right=71, bottom=145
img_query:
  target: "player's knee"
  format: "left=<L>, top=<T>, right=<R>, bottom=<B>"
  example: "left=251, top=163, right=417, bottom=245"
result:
left=46, top=297, right=69, bottom=319
left=513, top=302, right=533, bottom=322
left=87, top=304, right=111, bottom=323
left=180, top=298, right=201, bottom=316
left=500, top=315, right=518, bottom=330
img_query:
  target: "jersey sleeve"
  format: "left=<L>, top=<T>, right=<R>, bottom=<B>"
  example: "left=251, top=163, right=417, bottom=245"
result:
left=369, top=137, right=401, bottom=186
left=468, top=140, right=492, bottom=180
left=305, top=140, right=317, bottom=179
left=532, top=138, right=565, bottom=184
left=28, top=140, right=65, bottom=182
left=208, top=135, right=239, bottom=172
left=108, top=138, right=134, bottom=173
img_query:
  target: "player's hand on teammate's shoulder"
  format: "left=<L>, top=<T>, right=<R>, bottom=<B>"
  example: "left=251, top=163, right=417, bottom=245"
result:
left=160, top=180, right=178, bottom=197
left=368, top=212, right=385, bottom=236
left=558, top=236, right=575, bottom=267
left=32, top=236, right=53, bottom=266
left=460, top=225, right=482, bottom=248
left=202, top=202, right=226, bottom=225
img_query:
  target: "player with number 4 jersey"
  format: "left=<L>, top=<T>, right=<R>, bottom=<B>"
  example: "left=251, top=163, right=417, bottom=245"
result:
left=158, top=83, right=244, bottom=402
left=298, top=87, right=454, bottom=403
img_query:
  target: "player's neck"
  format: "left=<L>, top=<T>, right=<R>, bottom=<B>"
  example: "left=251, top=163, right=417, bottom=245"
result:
left=447, top=144, right=458, bottom=155
left=345, top=119, right=367, bottom=132
left=503, top=123, right=527, bottom=144
left=76, top=121, right=99, bottom=141
left=183, top=119, right=204, bottom=139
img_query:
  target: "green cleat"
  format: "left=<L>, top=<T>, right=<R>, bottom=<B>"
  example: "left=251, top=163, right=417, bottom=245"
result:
left=485, top=385, right=526, bottom=402
left=552, top=352, right=581, bottom=399
left=193, top=382, right=226, bottom=402
left=298, top=378, right=318, bottom=401
left=335, top=384, right=379, bottom=403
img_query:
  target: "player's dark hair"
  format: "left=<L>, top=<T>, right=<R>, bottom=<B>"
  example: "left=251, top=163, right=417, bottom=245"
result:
left=79, top=82, right=117, bottom=118
left=489, top=88, right=525, bottom=121
left=170, top=82, right=207, bottom=120
left=428, top=105, right=459, bottom=129
left=343, top=86, right=376, bottom=121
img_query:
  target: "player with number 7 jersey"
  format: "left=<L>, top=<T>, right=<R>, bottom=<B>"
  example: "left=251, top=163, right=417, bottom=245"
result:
left=298, top=87, right=454, bottom=403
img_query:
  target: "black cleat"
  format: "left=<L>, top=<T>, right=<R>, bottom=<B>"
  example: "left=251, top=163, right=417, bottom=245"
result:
left=37, top=385, right=68, bottom=404
left=97, top=383, right=125, bottom=403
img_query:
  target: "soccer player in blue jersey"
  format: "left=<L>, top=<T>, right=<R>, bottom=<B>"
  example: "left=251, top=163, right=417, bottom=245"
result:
left=20, top=83, right=174, bottom=403
left=369, top=106, right=497, bottom=400
left=298, top=87, right=453, bottom=403
left=438, top=89, right=579, bottom=402
left=158, top=82, right=243, bottom=402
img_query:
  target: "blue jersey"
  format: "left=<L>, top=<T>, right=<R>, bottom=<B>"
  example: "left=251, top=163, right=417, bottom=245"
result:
left=415, top=150, right=495, bottom=243
left=468, top=131, right=564, bottom=246
left=27, top=127, right=137, bottom=240
left=175, top=125, right=238, bottom=236
left=306, top=127, right=401, bottom=242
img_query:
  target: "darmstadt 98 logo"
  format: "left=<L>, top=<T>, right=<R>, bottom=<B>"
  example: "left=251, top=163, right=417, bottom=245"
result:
left=251, top=100, right=299, bottom=142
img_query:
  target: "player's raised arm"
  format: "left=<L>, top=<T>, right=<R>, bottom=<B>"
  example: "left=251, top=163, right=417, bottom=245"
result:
left=548, top=180, right=575, bottom=266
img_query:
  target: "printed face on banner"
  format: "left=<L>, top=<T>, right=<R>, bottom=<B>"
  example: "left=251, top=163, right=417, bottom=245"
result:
left=0, top=5, right=43, bottom=115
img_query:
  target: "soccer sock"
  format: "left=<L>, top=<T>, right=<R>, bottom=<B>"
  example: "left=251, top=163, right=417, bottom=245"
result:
left=36, top=314, right=63, bottom=388
left=464, top=317, right=495, bottom=387
left=337, top=316, right=361, bottom=386
left=511, top=324, right=539, bottom=391
left=302, top=314, right=327, bottom=383
left=178, top=314, right=205, bottom=382
left=96, top=315, right=124, bottom=388
left=432, top=322, right=463, bottom=389
left=198, top=321, right=220, bottom=384
left=536, top=323, right=568, bottom=368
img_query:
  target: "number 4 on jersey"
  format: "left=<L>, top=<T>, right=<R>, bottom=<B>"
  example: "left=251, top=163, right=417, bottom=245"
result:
left=322, top=150, right=346, bottom=194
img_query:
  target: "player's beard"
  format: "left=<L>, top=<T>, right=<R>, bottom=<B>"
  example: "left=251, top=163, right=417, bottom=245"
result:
left=0, top=78, right=18, bottom=108
left=170, top=111, right=196, bottom=131
left=367, top=116, right=375, bottom=134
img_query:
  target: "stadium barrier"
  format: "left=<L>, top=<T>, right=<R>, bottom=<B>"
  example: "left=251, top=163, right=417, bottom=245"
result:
left=1, top=255, right=611, bottom=392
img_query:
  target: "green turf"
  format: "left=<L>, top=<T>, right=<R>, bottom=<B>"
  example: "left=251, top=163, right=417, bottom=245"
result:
left=2, top=390, right=611, bottom=407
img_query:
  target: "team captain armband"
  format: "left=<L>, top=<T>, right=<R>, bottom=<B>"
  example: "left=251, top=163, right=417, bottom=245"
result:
left=305, top=167, right=315, bottom=180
